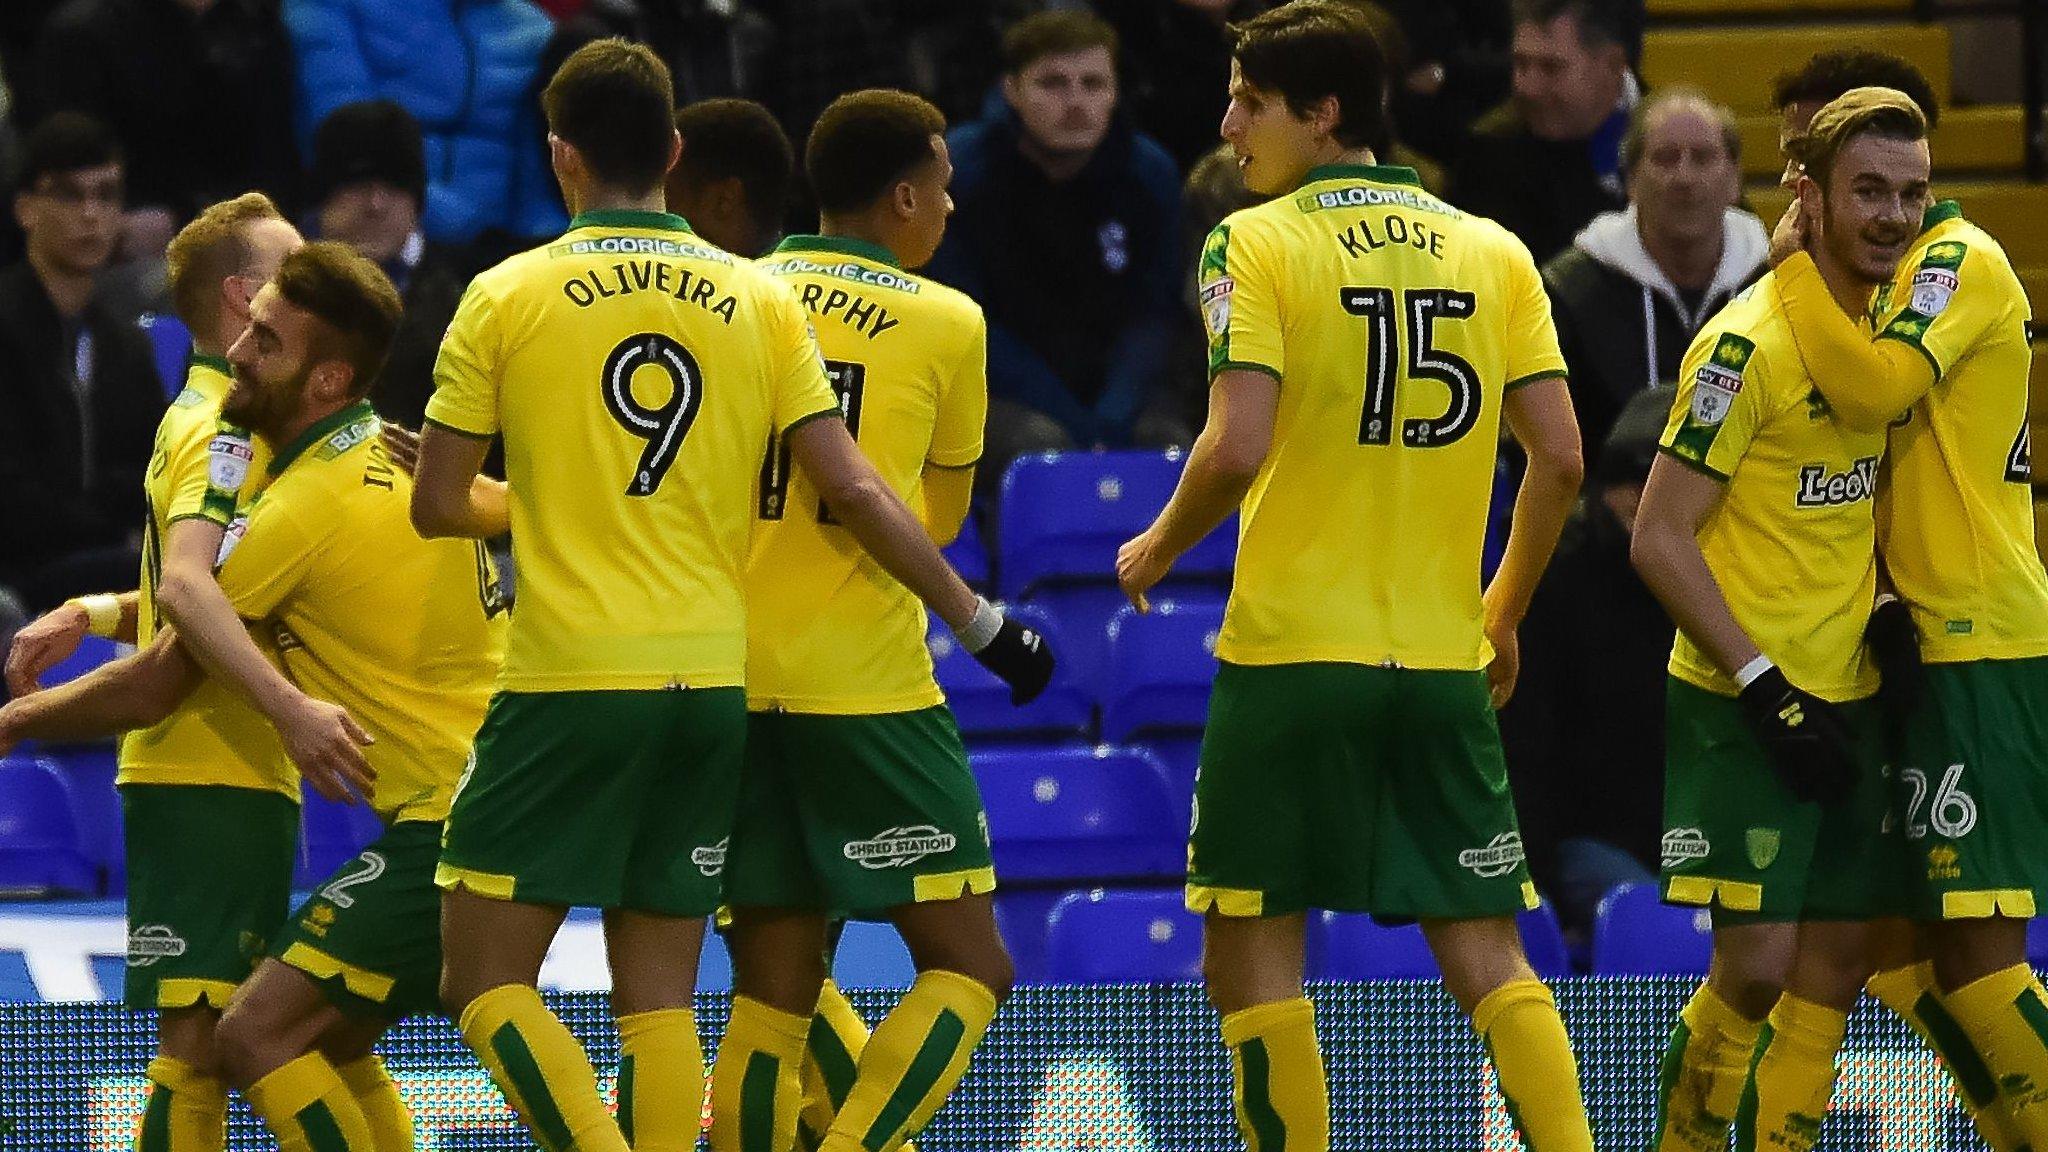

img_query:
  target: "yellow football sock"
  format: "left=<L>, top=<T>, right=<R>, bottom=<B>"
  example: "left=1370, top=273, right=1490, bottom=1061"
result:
left=1737, top=995, right=1846, bottom=1152
left=816, top=970, right=997, bottom=1152
left=799, top=981, right=869, bottom=1150
left=134, top=1056, right=227, bottom=1152
left=1217, top=997, right=1328, bottom=1152
left=619, top=1007, right=703, bottom=1152
left=1654, top=983, right=1766, bottom=1152
left=1868, top=962, right=2024, bottom=1151
left=245, top=1053, right=375, bottom=1152
left=1474, top=979, right=1594, bottom=1152
left=1943, top=964, right=2048, bottom=1146
left=710, top=997, right=807, bottom=1152
left=334, top=1055, right=413, bottom=1152
left=458, top=983, right=628, bottom=1152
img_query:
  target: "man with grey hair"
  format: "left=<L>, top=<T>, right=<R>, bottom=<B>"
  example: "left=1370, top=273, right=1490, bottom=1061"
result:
left=1542, top=88, right=1765, bottom=454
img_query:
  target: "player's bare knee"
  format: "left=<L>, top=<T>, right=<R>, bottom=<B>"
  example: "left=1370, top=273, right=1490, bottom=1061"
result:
left=1930, top=917, right=2027, bottom=991
left=211, top=1004, right=271, bottom=1089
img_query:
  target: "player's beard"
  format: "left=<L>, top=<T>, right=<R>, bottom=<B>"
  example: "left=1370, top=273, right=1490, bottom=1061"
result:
left=223, top=363, right=314, bottom=439
left=1822, top=205, right=1913, bottom=287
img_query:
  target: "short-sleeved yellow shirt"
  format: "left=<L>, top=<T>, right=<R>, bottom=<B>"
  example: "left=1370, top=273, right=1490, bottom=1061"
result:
left=216, top=402, right=504, bottom=823
left=1660, top=273, right=1885, bottom=702
left=423, top=210, right=840, bottom=692
left=119, top=356, right=295, bottom=799
left=746, top=235, right=987, bottom=714
left=1197, top=164, right=1567, bottom=670
left=1868, top=203, right=2048, bottom=663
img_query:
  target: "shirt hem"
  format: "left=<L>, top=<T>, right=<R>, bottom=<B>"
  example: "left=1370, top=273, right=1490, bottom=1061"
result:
left=495, top=672, right=747, bottom=693
left=745, top=689, right=946, bottom=715
left=1213, top=645, right=1488, bottom=672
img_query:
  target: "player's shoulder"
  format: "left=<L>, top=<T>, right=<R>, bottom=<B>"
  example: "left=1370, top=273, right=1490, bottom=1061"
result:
left=1905, top=208, right=2023, bottom=306
left=1682, top=273, right=1789, bottom=381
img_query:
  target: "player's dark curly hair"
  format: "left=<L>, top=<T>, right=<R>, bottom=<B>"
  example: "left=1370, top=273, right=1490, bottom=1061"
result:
left=1230, top=0, right=1388, bottom=153
left=805, top=89, right=948, bottom=217
left=543, top=39, right=677, bottom=196
left=671, top=99, right=795, bottom=240
left=1772, top=50, right=1942, bottom=128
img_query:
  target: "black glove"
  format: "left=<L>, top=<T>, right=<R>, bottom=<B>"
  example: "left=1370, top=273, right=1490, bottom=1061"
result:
left=1865, top=596, right=1924, bottom=756
left=1737, top=666, right=1860, bottom=805
left=959, top=601, right=1055, bottom=705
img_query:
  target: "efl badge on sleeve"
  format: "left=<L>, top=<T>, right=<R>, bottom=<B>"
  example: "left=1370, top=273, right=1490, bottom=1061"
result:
left=1200, top=277, right=1234, bottom=337
left=1909, top=266, right=1958, bottom=317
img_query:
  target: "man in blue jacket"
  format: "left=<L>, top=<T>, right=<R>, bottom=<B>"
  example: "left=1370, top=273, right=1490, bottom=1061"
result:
left=926, top=9, right=1187, bottom=469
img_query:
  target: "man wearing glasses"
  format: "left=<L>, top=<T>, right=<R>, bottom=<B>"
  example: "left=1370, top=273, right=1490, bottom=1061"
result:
left=0, top=111, right=164, bottom=615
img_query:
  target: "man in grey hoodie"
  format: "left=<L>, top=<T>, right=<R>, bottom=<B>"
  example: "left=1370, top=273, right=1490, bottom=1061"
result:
left=1542, top=88, right=1767, bottom=453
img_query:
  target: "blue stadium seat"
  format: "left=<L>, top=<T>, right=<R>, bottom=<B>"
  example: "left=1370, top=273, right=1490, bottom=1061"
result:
left=1043, top=888, right=1203, bottom=983
left=1591, top=882, right=1713, bottom=975
left=140, top=312, right=192, bottom=401
left=39, top=635, right=122, bottom=690
left=929, top=606, right=1092, bottom=740
left=942, top=512, right=990, bottom=591
left=295, top=786, right=383, bottom=890
left=43, top=744, right=122, bottom=895
left=1319, top=903, right=1572, bottom=981
left=0, top=756, right=97, bottom=896
left=974, top=745, right=1181, bottom=884
left=2026, top=918, right=2048, bottom=970
left=1101, top=598, right=1224, bottom=744
left=1519, top=902, right=1572, bottom=979
left=995, top=888, right=1067, bottom=985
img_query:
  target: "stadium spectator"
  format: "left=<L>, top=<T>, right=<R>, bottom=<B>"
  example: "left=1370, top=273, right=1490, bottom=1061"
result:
left=1096, top=0, right=1270, bottom=173
left=1448, top=0, right=1639, bottom=263
left=1375, top=0, right=1513, bottom=164
left=285, top=0, right=563, bottom=244
left=303, top=100, right=481, bottom=432
left=665, top=97, right=796, bottom=259
left=1542, top=89, right=1763, bottom=456
left=927, top=9, right=1187, bottom=466
left=26, top=0, right=299, bottom=260
left=1500, top=386, right=1674, bottom=930
left=0, top=115, right=162, bottom=613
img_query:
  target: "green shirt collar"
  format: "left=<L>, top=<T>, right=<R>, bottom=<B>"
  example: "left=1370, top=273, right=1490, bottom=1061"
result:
left=188, top=352, right=231, bottom=377
left=1922, top=199, right=1964, bottom=231
left=771, top=233, right=903, bottom=269
left=269, top=400, right=376, bottom=476
left=1299, top=163, right=1424, bottom=190
left=567, top=209, right=694, bottom=234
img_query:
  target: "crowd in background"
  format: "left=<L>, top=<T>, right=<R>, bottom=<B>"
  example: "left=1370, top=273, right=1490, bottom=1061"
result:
left=0, top=0, right=1820, bottom=936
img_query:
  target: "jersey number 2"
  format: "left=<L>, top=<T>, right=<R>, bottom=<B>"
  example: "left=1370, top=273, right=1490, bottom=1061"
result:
left=601, top=332, right=704, bottom=497
left=1340, top=286, right=1481, bottom=448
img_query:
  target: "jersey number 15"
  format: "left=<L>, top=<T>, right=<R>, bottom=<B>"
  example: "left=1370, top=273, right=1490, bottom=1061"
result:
left=1341, top=286, right=1481, bottom=449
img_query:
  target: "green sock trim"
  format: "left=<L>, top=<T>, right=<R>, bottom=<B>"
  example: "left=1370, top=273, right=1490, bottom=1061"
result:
left=136, top=1080, right=171, bottom=1152
left=861, top=1007, right=967, bottom=1152
left=807, top=1012, right=860, bottom=1111
left=297, top=1100, right=351, bottom=1152
left=617, top=1053, right=636, bottom=1145
left=742, top=1051, right=781, bottom=1152
left=1732, top=1022, right=1774, bottom=1152
left=1917, top=990, right=2000, bottom=1108
left=2015, top=984, right=2048, bottom=1054
left=1239, top=1036, right=1287, bottom=1152
left=1649, top=1018, right=1693, bottom=1147
left=490, top=1020, right=580, bottom=1152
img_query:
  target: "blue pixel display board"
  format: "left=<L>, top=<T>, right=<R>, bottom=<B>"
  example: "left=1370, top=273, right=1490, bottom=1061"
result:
left=0, top=979, right=1987, bottom=1150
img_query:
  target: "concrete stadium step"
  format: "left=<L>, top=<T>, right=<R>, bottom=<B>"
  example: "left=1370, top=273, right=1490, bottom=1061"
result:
left=1737, top=105, right=2027, bottom=180
left=1650, top=0, right=1909, bottom=17
left=1644, top=22, right=1949, bottom=114
left=1745, top=181, right=2048, bottom=280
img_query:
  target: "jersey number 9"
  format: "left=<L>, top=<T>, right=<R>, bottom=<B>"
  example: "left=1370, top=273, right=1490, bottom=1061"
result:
left=1340, top=286, right=1481, bottom=449
left=601, top=332, right=704, bottom=497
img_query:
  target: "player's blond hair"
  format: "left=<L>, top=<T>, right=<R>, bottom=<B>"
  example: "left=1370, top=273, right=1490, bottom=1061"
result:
left=165, top=192, right=285, bottom=332
left=1791, top=86, right=1927, bottom=189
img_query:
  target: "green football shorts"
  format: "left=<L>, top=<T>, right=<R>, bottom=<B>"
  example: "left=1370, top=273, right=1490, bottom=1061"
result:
left=121, top=783, right=298, bottom=1010
left=1187, top=661, right=1539, bottom=921
left=725, top=707, right=995, bottom=917
left=1660, top=677, right=1906, bottom=922
left=273, top=820, right=444, bottom=1019
left=437, top=688, right=746, bottom=917
left=1897, top=656, right=2048, bottom=920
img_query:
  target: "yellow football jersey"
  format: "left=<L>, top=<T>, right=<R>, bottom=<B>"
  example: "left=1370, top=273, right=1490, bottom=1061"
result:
left=425, top=210, right=839, bottom=692
left=1868, top=203, right=2048, bottom=663
left=746, top=236, right=986, bottom=713
left=1660, top=274, right=1885, bottom=702
left=120, top=356, right=295, bottom=799
left=1197, top=164, right=1567, bottom=670
left=216, top=402, right=505, bottom=823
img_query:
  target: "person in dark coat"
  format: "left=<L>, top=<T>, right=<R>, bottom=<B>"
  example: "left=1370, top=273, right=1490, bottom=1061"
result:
left=1542, top=88, right=1765, bottom=455
left=1447, top=0, right=1639, bottom=263
left=0, top=114, right=164, bottom=610
left=1499, top=385, right=1676, bottom=930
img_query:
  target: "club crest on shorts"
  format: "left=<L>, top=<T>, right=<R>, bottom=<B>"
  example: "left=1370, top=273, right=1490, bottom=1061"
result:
left=843, top=825, right=957, bottom=870
left=1745, top=827, right=1780, bottom=870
